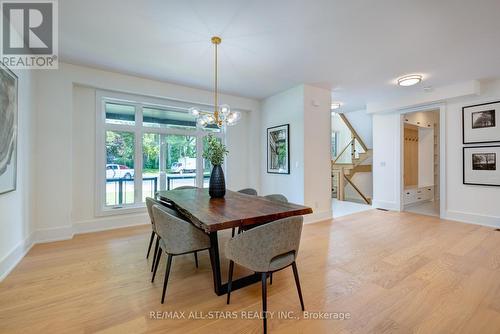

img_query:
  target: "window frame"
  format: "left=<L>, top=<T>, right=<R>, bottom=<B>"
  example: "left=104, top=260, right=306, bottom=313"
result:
left=95, top=90, right=225, bottom=216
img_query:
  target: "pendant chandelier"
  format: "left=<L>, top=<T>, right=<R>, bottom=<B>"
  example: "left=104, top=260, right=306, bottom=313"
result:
left=189, top=36, right=241, bottom=129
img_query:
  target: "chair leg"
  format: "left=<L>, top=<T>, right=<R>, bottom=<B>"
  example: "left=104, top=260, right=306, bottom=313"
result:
left=151, top=249, right=162, bottom=283
left=270, top=272, right=273, bottom=285
left=226, top=260, right=234, bottom=305
left=292, top=262, right=305, bottom=311
left=151, top=237, right=160, bottom=272
left=161, top=254, right=173, bottom=304
left=194, top=251, right=199, bottom=268
left=146, top=231, right=155, bottom=259
left=231, top=227, right=236, bottom=237
left=261, top=272, right=268, bottom=334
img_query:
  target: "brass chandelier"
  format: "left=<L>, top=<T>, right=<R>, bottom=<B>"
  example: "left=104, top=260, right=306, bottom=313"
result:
left=189, top=36, right=241, bottom=128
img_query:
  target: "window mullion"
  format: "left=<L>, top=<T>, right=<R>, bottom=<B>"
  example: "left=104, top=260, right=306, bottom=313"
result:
left=134, top=104, right=143, bottom=204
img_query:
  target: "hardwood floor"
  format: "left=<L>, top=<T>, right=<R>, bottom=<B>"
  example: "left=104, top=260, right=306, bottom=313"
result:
left=1, top=210, right=500, bottom=333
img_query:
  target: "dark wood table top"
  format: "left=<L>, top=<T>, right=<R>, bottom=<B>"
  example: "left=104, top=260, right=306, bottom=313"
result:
left=157, top=188, right=313, bottom=233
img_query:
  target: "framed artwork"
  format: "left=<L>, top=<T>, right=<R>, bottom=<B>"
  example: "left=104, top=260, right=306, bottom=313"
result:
left=463, top=101, right=500, bottom=144
left=0, top=63, right=18, bottom=195
left=463, top=145, right=500, bottom=186
left=267, top=124, right=290, bottom=174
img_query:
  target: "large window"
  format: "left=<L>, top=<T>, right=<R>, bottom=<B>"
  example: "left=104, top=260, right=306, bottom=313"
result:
left=96, top=91, right=223, bottom=214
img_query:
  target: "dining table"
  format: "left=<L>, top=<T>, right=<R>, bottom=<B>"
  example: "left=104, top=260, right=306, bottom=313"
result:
left=157, top=188, right=313, bottom=296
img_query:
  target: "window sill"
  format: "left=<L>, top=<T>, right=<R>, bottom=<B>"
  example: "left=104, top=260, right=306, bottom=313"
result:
left=96, top=204, right=147, bottom=217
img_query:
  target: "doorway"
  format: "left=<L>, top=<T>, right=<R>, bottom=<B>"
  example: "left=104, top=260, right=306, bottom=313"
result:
left=401, top=109, right=440, bottom=217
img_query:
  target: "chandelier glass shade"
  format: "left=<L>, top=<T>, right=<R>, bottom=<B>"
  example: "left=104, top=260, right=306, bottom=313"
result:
left=189, top=36, right=241, bottom=129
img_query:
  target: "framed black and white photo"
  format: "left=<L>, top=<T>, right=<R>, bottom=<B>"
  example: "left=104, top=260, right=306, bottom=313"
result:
left=0, top=63, right=18, bottom=195
left=463, top=146, right=500, bottom=186
left=267, top=124, right=290, bottom=174
left=463, top=101, right=500, bottom=144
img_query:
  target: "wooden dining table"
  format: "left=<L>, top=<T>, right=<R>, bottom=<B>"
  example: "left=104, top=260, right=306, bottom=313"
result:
left=157, top=188, right=313, bottom=296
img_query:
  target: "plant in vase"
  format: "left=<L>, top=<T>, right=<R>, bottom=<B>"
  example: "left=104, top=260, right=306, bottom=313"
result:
left=203, top=134, right=228, bottom=198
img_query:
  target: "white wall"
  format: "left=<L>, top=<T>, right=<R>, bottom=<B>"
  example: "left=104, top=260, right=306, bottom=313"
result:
left=35, top=62, right=261, bottom=240
left=372, top=79, right=500, bottom=227
left=372, top=112, right=401, bottom=210
left=260, top=84, right=332, bottom=222
left=445, top=80, right=500, bottom=226
left=260, top=85, right=305, bottom=204
left=303, top=85, right=332, bottom=221
left=0, top=69, right=36, bottom=280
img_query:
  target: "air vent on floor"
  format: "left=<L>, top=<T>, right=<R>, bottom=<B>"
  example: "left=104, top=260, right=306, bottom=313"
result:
left=376, top=208, right=389, bottom=211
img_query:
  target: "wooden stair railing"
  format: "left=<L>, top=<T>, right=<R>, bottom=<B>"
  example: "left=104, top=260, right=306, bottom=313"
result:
left=332, top=113, right=372, bottom=204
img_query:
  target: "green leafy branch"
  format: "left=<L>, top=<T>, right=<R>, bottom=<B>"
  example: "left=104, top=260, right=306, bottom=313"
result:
left=202, top=134, right=228, bottom=166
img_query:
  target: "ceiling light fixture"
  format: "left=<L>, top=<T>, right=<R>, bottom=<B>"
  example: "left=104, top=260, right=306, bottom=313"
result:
left=189, top=36, right=241, bottom=129
left=331, top=102, right=341, bottom=110
left=397, top=75, right=422, bottom=87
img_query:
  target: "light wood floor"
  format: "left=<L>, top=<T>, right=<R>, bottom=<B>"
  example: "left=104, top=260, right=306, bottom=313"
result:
left=2, top=210, right=500, bottom=334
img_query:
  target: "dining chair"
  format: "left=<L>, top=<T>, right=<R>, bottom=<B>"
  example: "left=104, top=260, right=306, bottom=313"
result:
left=237, top=188, right=258, bottom=196
left=232, top=188, right=259, bottom=236
left=264, top=194, right=288, bottom=203
left=146, top=198, right=200, bottom=274
left=225, top=216, right=305, bottom=334
left=151, top=204, right=211, bottom=304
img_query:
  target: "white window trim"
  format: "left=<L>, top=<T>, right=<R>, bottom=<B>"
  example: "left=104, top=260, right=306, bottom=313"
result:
left=95, top=90, right=225, bottom=217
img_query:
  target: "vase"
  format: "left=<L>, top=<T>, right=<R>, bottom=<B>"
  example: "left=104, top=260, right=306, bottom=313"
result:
left=209, top=165, right=226, bottom=198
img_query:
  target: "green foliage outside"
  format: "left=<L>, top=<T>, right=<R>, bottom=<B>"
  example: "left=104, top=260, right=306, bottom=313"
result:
left=106, top=131, right=200, bottom=173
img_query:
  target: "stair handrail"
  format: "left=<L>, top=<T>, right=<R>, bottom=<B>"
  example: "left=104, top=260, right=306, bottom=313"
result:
left=332, top=138, right=355, bottom=165
left=339, top=113, right=368, bottom=152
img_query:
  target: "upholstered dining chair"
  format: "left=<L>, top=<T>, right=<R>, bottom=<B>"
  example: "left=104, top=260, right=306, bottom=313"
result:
left=232, top=188, right=259, bottom=236
left=146, top=198, right=200, bottom=274
left=151, top=204, right=211, bottom=304
left=264, top=194, right=288, bottom=203
left=237, top=188, right=258, bottom=196
left=225, top=216, right=305, bottom=334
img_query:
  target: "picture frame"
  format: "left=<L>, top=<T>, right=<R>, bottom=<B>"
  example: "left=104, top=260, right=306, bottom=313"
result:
left=267, top=124, right=290, bottom=174
left=463, top=145, right=500, bottom=187
left=462, top=101, right=500, bottom=144
left=0, top=63, right=18, bottom=195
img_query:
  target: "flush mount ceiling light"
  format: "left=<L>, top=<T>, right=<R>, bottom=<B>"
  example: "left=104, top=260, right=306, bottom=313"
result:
left=397, top=75, right=423, bottom=87
left=331, top=102, right=341, bottom=110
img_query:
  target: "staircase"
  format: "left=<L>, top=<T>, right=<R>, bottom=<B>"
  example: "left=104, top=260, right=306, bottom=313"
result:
left=332, top=113, right=372, bottom=204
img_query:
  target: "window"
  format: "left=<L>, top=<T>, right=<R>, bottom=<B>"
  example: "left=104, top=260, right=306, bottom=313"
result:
left=96, top=91, right=224, bottom=215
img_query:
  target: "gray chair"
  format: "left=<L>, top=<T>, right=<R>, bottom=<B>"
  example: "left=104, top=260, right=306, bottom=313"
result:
left=264, top=194, right=288, bottom=203
left=233, top=188, right=259, bottom=236
left=146, top=197, right=200, bottom=274
left=151, top=204, right=211, bottom=304
left=237, top=188, right=258, bottom=196
left=225, top=216, right=305, bottom=334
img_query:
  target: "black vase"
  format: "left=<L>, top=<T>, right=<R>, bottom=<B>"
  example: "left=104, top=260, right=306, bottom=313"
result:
left=209, top=165, right=226, bottom=198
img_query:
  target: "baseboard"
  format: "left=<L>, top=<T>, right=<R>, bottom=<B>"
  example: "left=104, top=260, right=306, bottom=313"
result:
left=304, top=209, right=333, bottom=224
left=0, top=232, right=35, bottom=282
left=371, top=199, right=400, bottom=211
left=73, top=213, right=149, bottom=234
left=444, top=210, right=500, bottom=229
left=35, top=225, right=74, bottom=243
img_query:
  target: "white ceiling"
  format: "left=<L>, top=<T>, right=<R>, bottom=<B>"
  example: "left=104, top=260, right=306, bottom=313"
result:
left=60, top=0, right=500, bottom=112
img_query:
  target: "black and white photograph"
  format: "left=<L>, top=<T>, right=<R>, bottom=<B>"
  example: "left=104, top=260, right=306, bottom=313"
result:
left=472, top=110, right=495, bottom=129
left=464, top=146, right=500, bottom=186
left=0, top=63, right=18, bottom=195
left=463, top=101, right=500, bottom=143
left=472, top=153, right=496, bottom=170
left=267, top=124, right=290, bottom=174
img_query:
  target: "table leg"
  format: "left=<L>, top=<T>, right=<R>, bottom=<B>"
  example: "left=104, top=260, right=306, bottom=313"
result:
left=208, top=231, right=261, bottom=296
